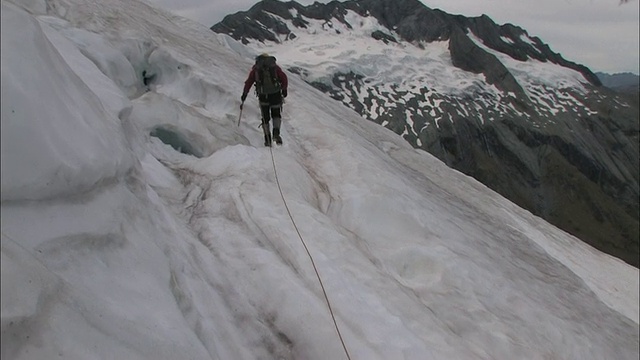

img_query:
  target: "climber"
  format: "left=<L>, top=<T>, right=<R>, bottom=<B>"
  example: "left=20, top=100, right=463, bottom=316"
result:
left=241, top=53, right=288, bottom=146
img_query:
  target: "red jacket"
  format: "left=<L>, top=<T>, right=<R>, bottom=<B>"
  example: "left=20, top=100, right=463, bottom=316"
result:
left=243, top=65, right=288, bottom=95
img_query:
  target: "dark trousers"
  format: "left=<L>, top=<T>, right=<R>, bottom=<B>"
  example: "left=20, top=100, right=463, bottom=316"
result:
left=259, top=92, right=283, bottom=130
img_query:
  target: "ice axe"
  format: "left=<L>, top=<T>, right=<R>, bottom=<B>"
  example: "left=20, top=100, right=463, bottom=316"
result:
left=238, top=102, right=244, bottom=127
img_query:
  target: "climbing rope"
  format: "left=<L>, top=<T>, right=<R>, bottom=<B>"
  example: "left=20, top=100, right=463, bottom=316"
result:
left=267, top=145, right=352, bottom=360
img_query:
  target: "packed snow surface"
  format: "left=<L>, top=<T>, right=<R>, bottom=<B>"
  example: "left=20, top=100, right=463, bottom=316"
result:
left=1, top=1, right=638, bottom=359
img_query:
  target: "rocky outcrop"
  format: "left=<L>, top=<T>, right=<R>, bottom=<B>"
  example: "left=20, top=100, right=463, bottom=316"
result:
left=212, top=0, right=299, bottom=43
left=448, top=26, right=527, bottom=97
left=212, top=0, right=639, bottom=267
left=371, top=30, right=397, bottom=44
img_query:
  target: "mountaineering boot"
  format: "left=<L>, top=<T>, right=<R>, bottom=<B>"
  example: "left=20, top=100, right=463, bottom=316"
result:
left=273, top=128, right=283, bottom=145
left=262, top=119, right=272, bottom=146
left=264, top=131, right=272, bottom=146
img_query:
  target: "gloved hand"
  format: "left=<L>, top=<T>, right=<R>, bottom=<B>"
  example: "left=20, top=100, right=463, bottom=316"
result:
left=282, top=89, right=288, bottom=98
left=241, top=93, right=247, bottom=102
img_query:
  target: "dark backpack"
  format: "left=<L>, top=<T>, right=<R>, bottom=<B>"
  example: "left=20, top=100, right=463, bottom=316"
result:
left=254, top=55, right=281, bottom=95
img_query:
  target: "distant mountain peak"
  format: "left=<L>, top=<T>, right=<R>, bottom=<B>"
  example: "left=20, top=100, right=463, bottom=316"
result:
left=212, top=0, right=600, bottom=86
left=596, top=71, right=640, bottom=93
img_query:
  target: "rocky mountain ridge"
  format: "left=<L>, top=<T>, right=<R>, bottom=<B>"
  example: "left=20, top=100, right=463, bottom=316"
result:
left=212, top=0, right=639, bottom=267
left=597, top=72, right=639, bottom=87
left=597, top=72, right=640, bottom=95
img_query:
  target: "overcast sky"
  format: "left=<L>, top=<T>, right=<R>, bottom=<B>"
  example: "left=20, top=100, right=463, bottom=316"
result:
left=144, top=0, right=639, bottom=74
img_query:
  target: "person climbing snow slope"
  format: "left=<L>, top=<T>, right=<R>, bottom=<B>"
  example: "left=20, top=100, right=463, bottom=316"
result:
left=241, top=53, right=288, bottom=146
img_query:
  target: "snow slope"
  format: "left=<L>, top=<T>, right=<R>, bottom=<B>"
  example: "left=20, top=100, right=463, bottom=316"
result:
left=1, top=0, right=638, bottom=359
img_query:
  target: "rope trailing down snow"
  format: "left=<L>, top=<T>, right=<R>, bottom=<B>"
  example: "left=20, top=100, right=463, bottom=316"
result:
left=268, top=145, right=352, bottom=360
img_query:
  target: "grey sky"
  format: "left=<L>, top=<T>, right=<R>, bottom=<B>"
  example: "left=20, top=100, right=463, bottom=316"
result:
left=144, top=0, right=639, bottom=74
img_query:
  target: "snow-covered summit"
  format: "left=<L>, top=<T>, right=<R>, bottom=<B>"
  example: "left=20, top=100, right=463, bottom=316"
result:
left=1, top=0, right=638, bottom=359
left=213, top=0, right=599, bottom=105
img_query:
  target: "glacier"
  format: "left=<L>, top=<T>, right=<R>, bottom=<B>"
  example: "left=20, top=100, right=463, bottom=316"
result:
left=1, top=0, right=638, bottom=359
